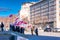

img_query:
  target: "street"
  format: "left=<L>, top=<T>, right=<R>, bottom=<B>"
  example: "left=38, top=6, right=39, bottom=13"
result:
left=22, top=34, right=60, bottom=40
left=0, top=31, right=60, bottom=40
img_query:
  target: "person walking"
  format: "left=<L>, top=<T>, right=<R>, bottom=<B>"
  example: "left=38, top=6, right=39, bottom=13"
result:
left=16, top=26, right=20, bottom=32
left=10, top=24, right=13, bottom=31
left=10, top=23, right=15, bottom=31
left=20, top=27, right=25, bottom=34
left=0, top=22, right=1, bottom=31
left=35, top=27, right=38, bottom=36
left=31, top=26, right=34, bottom=35
left=1, top=22, right=4, bottom=31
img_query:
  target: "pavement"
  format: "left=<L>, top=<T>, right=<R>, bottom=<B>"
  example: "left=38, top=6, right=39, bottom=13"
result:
left=0, top=31, right=60, bottom=40
left=38, top=32, right=60, bottom=37
left=25, top=30, right=60, bottom=37
left=14, top=31, right=60, bottom=40
left=24, top=31, right=60, bottom=40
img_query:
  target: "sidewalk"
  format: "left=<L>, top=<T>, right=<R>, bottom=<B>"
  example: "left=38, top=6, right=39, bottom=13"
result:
left=25, top=30, right=60, bottom=37
left=0, top=31, right=60, bottom=40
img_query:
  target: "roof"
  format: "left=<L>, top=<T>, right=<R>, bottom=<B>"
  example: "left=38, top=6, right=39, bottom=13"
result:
left=30, top=0, right=45, bottom=7
left=22, top=2, right=34, bottom=5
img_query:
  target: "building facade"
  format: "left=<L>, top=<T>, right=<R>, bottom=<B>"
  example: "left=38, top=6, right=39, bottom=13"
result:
left=19, top=2, right=35, bottom=23
left=0, top=15, right=17, bottom=31
left=30, top=0, right=60, bottom=30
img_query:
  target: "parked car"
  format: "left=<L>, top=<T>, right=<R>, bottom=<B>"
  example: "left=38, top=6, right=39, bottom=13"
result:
left=44, top=27, right=52, bottom=32
left=44, top=25, right=52, bottom=32
left=52, top=28, right=60, bottom=32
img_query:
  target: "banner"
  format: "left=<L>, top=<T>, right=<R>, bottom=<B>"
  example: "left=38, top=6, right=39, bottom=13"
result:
left=14, top=18, right=27, bottom=28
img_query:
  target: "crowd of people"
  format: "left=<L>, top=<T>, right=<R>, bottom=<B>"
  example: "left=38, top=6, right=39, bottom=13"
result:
left=10, top=24, right=25, bottom=34
left=0, top=22, right=38, bottom=36
left=10, top=24, right=38, bottom=36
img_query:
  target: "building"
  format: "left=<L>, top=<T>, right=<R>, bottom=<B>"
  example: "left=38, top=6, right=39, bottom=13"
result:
left=30, top=0, right=60, bottom=30
left=19, top=2, right=35, bottom=23
left=0, top=15, right=17, bottom=31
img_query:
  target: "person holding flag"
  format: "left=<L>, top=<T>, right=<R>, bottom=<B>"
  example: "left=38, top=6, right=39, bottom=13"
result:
left=14, top=17, right=27, bottom=34
left=14, top=17, right=20, bottom=32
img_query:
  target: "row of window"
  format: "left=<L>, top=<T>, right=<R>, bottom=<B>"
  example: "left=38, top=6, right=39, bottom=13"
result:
left=34, top=5, right=56, bottom=11
left=30, top=0, right=56, bottom=11
left=34, top=6, right=55, bottom=13
left=31, top=8, right=56, bottom=13
left=30, top=0, right=57, bottom=22
left=59, top=5, right=60, bottom=8
left=34, top=10, right=40, bottom=13
left=30, top=17, right=56, bottom=23
left=49, top=17, right=56, bottom=21
left=31, top=10, right=56, bottom=18
left=49, top=10, right=56, bottom=14
left=31, top=8, right=55, bottom=14
left=40, top=1, right=48, bottom=7
left=49, top=6, right=56, bottom=11
left=30, top=8, right=40, bottom=12
left=31, top=12, right=40, bottom=16
left=49, top=1, right=56, bottom=7
left=33, top=15, right=40, bottom=18
left=59, top=0, right=60, bottom=3
left=49, top=14, right=56, bottom=18
left=30, top=13, right=56, bottom=21
left=31, top=6, right=56, bottom=14
left=49, top=0, right=55, bottom=3
left=30, top=4, right=56, bottom=13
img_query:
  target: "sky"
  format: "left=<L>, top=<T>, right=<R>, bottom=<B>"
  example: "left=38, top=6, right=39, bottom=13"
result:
left=0, top=0, right=39, bottom=17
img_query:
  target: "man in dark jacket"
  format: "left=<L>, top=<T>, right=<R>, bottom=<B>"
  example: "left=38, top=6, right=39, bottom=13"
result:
left=35, top=28, right=38, bottom=36
left=1, top=22, right=4, bottom=31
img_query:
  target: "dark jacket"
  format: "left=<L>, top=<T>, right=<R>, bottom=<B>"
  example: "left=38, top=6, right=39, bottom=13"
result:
left=1, top=22, right=4, bottom=28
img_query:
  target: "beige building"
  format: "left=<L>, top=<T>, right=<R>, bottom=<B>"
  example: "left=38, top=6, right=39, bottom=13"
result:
left=0, top=15, right=17, bottom=31
left=19, top=2, right=35, bottom=23
left=30, top=0, right=60, bottom=31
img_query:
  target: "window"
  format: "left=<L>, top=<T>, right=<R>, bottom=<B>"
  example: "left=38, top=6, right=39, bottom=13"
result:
left=49, top=0, right=55, bottom=3
left=59, top=1, right=60, bottom=3
left=41, top=1, right=48, bottom=7
left=49, top=6, right=56, bottom=12
left=59, top=5, right=60, bottom=8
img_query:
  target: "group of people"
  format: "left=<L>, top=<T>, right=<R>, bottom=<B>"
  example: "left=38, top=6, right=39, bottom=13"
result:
left=31, top=26, right=38, bottom=36
left=10, top=24, right=25, bottom=34
left=0, top=22, right=38, bottom=36
left=10, top=24, right=38, bottom=36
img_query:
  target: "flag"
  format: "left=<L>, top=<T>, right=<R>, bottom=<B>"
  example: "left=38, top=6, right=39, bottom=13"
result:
left=23, top=21, right=27, bottom=24
left=9, top=14, right=13, bottom=17
left=14, top=18, right=19, bottom=26
left=14, top=18, right=27, bottom=28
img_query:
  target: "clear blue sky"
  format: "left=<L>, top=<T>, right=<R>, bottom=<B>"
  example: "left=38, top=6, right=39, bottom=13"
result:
left=0, top=0, right=39, bottom=17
